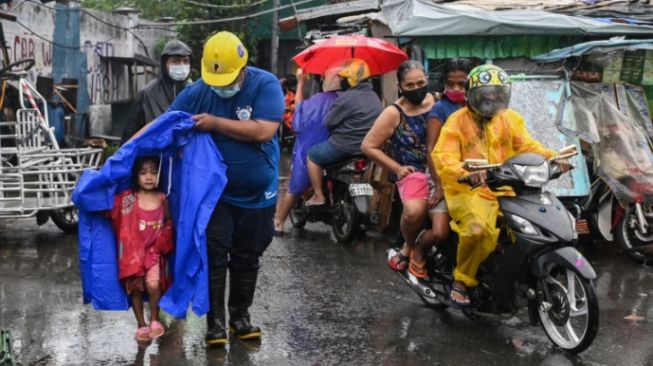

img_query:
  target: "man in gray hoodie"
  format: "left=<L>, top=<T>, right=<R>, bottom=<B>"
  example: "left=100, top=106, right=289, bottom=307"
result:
left=121, top=39, right=192, bottom=144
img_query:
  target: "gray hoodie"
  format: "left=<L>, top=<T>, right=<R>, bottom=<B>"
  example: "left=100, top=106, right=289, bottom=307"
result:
left=121, top=40, right=192, bottom=144
left=324, top=80, right=383, bottom=154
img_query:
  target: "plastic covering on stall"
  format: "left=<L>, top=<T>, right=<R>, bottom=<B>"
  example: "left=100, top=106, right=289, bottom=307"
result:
left=510, top=78, right=590, bottom=197
left=558, top=81, right=653, bottom=205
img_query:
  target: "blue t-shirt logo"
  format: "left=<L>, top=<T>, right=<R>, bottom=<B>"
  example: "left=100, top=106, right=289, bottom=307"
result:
left=237, top=106, right=253, bottom=120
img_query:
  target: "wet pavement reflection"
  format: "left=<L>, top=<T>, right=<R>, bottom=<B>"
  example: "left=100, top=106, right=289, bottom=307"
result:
left=2, top=215, right=653, bottom=365
left=0, top=153, right=652, bottom=365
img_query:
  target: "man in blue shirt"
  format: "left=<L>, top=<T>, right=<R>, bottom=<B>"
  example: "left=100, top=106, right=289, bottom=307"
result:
left=169, top=31, right=284, bottom=346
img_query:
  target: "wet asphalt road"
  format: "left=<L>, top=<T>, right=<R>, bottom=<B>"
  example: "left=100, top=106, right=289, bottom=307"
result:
left=1, top=216, right=653, bottom=366
left=2, top=150, right=653, bottom=366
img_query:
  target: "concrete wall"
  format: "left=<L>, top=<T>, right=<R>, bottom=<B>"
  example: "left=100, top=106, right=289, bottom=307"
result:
left=1, top=1, right=175, bottom=137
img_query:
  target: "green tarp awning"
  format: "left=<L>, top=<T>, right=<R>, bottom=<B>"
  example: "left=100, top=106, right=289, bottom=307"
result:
left=418, top=35, right=572, bottom=60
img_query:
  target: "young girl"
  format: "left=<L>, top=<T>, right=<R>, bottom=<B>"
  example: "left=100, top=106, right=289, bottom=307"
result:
left=110, top=156, right=174, bottom=342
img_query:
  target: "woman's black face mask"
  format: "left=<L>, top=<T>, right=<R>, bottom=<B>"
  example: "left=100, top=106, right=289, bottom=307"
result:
left=401, top=85, right=428, bottom=105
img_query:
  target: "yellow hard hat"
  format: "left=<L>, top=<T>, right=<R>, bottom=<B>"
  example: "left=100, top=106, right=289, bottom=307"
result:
left=201, top=31, right=249, bottom=87
left=337, top=58, right=370, bottom=88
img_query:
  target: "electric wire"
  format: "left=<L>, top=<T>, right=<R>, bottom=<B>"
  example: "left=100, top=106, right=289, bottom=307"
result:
left=181, top=0, right=266, bottom=9
left=137, top=0, right=319, bottom=27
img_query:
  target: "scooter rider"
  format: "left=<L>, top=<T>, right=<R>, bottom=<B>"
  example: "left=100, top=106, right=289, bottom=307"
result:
left=432, top=64, right=567, bottom=307
left=305, top=58, right=383, bottom=206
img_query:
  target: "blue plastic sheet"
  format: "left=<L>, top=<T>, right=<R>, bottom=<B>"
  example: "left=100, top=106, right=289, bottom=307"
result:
left=288, top=91, right=336, bottom=194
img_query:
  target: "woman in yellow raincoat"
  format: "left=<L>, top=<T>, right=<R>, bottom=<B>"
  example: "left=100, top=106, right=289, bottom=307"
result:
left=433, top=64, right=557, bottom=307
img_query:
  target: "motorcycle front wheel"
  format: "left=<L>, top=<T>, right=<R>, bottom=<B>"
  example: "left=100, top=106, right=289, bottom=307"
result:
left=537, top=263, right=599, bottom=353
left=616, top=204, right=653, bottom=263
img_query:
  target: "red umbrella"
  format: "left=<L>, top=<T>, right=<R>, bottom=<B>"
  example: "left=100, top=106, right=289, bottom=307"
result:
left=293, top=35, right=408, bottom=76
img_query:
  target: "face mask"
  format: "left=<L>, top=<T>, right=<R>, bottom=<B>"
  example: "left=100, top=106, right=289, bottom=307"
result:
left=444, top=89, right=466, bottom=104
left=401, top=85, right=428, bottom=105
left=168, top=64, right=190, bottom=81
left=211, top=83, right=241, bottom=99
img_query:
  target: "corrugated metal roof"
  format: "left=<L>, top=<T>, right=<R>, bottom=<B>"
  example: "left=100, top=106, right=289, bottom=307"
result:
left=383, top=0, right=653, bottom=36
left=431, top=0, right=580, bottom=11
left=296, top=0, right=379, bottom=22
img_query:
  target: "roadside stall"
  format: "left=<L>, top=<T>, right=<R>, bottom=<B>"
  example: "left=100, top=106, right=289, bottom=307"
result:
left=362, top=0, right=653, bottom=235
left=533, top=40, right=653, bottom=261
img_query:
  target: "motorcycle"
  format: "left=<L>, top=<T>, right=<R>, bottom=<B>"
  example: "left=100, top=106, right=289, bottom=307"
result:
left=390, top=148, right=599, bottom=353
left=563, top=170, right=653, bottom=263
left=555, top=80, right=653, bottom=263
left=289, top=155, right=375, bottom=243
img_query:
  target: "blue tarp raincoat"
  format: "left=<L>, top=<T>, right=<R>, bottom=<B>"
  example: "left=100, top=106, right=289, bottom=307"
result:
left=288, top=91, right=336, bottom=194
left=72, top=111, right=227, bottom=318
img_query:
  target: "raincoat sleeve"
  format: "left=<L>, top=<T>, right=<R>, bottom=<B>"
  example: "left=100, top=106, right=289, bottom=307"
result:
left=433, top=120, right=466, bottom=189
left=120, top=90, right=146, bottom=145
left=509, top=110, right=556, bottom=159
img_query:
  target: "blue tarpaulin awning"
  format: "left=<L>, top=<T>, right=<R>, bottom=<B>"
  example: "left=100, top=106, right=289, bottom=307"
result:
left=533, top=38, right=653, bottom=62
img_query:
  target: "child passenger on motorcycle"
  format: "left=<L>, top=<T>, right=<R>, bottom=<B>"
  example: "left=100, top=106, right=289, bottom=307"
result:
left=433, top=64, right=567, bottom=307
left=362, top=60, right=437, bottom=279
left=421, top=58, right=476, bottom=263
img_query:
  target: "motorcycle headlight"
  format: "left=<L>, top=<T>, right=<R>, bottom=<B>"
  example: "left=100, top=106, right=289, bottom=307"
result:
left=512, top=161, right=549, bottom=187
left=510, top=214, right=539, bottom=235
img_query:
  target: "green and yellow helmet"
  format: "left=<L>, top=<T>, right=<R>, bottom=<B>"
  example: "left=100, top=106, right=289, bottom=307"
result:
left=466, top=64, right=511, bottom=118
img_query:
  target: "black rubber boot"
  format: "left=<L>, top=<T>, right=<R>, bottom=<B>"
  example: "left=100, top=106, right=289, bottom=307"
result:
left=206, top=267, right=228, bottom=346
left=228, top=270, right=262, bottom=340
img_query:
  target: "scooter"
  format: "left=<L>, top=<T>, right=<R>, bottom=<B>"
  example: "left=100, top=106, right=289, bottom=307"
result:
left=390, top=147, right=599, bottom=353
left=563, top=171, right=653, bottom=263
left=289, top=154, right=374, bottom=243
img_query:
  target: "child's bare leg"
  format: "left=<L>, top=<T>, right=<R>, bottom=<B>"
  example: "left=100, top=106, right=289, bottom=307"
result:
left=146, top=280, right=161, bottom=323
left=131, top=290, right=147, bottom=328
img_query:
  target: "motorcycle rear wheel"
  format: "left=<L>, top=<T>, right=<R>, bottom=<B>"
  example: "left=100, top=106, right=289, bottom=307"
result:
left=50, top=207, right=78, bottom=233
left=616, top=204, right=653, bottom=263
left=332, top=189, right=359, bottom=243
left=537, top=263, right=599, bottom=353
left=419, top=246, right=451, bottom=309
left=289, top=197, right=308, bottom=229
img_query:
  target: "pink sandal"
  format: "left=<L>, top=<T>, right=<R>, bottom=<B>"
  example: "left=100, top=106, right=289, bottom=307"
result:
left=150, top=320, right=165, bottom=339
left=135, top=326, right=151, bottom=341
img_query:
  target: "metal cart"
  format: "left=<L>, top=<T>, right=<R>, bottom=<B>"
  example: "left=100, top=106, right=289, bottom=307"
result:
left=0, top=59, right=103, bottom=232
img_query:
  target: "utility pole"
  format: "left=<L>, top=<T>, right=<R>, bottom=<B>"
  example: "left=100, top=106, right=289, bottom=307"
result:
left=270, top=0, right=280, bottom=76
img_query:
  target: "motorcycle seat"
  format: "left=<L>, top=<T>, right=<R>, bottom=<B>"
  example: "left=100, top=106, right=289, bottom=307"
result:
left=324, top=154, right=367, bottom=172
